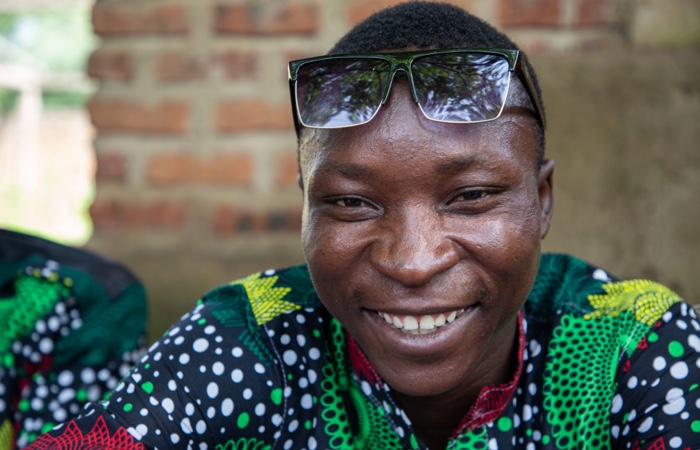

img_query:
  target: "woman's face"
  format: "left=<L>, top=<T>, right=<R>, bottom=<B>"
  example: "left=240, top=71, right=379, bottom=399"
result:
left=299, top=80, right=554, bottom=399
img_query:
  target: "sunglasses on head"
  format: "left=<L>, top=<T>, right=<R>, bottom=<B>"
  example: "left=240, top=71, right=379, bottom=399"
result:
left=288, top=48, right=546, bottom=133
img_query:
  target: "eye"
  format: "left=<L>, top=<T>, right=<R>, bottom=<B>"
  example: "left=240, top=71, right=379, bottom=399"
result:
left=453, top=190, right=489, bottom=202
left=335, top=197, right=368, bottom=207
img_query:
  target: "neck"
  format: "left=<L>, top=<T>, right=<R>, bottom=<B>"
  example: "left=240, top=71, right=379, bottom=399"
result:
left=392, top=318, right=520, bottom=449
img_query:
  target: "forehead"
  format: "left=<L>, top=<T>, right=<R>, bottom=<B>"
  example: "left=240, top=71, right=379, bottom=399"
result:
left=299, top=78, right=540, bottom=174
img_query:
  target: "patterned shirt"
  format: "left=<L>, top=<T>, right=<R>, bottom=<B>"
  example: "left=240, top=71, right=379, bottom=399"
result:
left=0, top=229, right=147, bottom=449
left=28, top=253, right=700, bottom=449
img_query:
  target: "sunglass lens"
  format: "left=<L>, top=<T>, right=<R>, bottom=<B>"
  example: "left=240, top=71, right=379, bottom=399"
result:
left=295, top=58, right=390, bottom=128
left=412, top=53, right=511, bottom=123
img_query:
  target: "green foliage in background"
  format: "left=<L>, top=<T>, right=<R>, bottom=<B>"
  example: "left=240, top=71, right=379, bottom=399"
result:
left=0, top=8, right=97, bottom=72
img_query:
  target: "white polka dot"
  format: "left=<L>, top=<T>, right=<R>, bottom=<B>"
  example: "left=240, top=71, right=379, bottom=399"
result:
left=308, top=436, right=317, bottom=449
left=663, top=391, right=685, bottom=416
left=232, top=347, right=243, bottom=357
left=638, top=417, right=653, bottom=433
left=207, top=382, right=219, bottom=399
left=57, top=371, right=74, bottom=387
left=688, top=334, right=700, bottom=352
left=169, top=327, right=181, bottom=336
left=204, top=325, right=216, bottom=335
left=193, top=338, right=209, bottom=353
left=670, top=362, right=689, bottom=380
left=135, top=424, right=148, bottom=436
left=663, top=311, right=673, bottom=322
left=231, top=369, right=244, bottom=383
left=488, top=438, right=498, bottom=449
left=676, top=320, right=688, bottom=330
left=179, top=353, right=190, bottom=365
left=254, top=363, right=265, bottom=374
left=171, top=433, right=180, bottom=444
left=196, top=420, right=206, bottom=434
left=611, top=425, right=620, bottom=438
left=298, top=377, right=309, bottom=389
left=174, top=336, right=185, bottom=345
left=308, top=348, right=320, bottom=360
left=255, top=403, right=266, bottom=416
left=280, top=334, right=291, bottom=345
left=212, top=362, right=224, bottom=376
left=207, top=406, right=216, bottom=419
left=296, top=314, right=306, bottom=324
left=243, top=388, right=253, bottom=400
left=221, top=399, right=234, bottom=417
left=308, top=369, right=317, bottom=384
left=653, top=356, right=667, bottom=371
left=297, top=335, right=306, bottom=347
left=288, top=420, right=299, bottom=432
left=669, top=437, right=683, bottom=448
left=301, top=394, right=313, bottom=409
left=162, top=398, right=175, bottom=414
left=528, top=383, right=537, bottom=396
left=522, top=405, right=532, bottom=421
left=627, top=376, right=638, bottom=389
left=611, top=395, right=623, bottom=414
left=185, top=403, right=195, bottom=416
left=592, top=268, right=609, bottom=281
left=283, top=350, right=298, bottom=366
left=39, top=338, right=53, bottom=354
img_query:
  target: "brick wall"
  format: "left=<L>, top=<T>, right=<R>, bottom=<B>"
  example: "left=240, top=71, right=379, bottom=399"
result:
left=85, top=0, right=700, bottom=339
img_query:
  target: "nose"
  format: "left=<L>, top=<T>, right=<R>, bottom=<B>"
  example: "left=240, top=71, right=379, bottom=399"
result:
left=369, top=207, right=459, bottom=287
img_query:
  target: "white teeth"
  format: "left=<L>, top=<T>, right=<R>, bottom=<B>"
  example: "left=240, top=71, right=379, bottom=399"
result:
left=378, top=308, right=466, bottom=334
left=435, top=314, right=446, bottom=327
left=403, top=316, right=419, bottom=331
left=419, top=315, right=434, bottom=330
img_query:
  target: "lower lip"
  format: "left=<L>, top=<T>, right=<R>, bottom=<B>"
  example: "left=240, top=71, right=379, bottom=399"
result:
left=364, top=306, right=477, bottom=357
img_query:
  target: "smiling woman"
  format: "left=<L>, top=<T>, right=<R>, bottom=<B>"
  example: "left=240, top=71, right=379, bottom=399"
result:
left=26, top=2, right=700, bottom=450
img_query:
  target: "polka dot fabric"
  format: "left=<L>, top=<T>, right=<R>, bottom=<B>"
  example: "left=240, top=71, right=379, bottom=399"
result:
left=1, top=250, right=146, bottom=449
left=27, top=254, right=700, bottom=449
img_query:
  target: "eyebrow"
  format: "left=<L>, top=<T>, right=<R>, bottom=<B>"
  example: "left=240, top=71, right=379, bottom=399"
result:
left=434, top=155, right=478, bottom=175
left=315, top=155, right=482, bottom=181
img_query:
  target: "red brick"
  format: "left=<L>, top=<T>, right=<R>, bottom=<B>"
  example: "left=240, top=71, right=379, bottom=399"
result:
left=215, top=99, right=293, bottom=132
left=88, top=98, right=189, bottom=134
left=90, top=198, right=187, bottom=230
left=576, top=0, right=615, bottom=27
left=213, top=3, right=318, bottom=35
left=155, top=51, right=205, bottom=81
left=346, top=0, right=473, bottom=25
left=87, top=49, right=132, bottom=81
left=147, top=152, right=253, bottom=185
left=211, top=51, right=258, bottom=80
left=95, top=152, right=128, bottom=183
left=213, top=206, right=301, bottom=235
left=214, top=207, right=267, bottom=235
left=499, top=0, right=561, bottom=28
left=92, top=3, right=189, bottom=36
left=276, top=152, right=300, bottom=187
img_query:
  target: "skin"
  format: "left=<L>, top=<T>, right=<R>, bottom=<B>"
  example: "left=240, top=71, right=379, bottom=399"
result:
left=299, top=78, right=555, bottom=450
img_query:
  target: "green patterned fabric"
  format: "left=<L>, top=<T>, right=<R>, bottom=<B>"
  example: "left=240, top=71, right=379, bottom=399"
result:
left=27, top=254, right=700, bottom=450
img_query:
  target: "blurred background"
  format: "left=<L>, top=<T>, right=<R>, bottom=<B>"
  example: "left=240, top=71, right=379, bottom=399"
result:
left=0, top=0, right=698, bottom=342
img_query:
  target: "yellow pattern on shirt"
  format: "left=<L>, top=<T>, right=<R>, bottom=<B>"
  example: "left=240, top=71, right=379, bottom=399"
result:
left=238, top=273, right=298, bottom=325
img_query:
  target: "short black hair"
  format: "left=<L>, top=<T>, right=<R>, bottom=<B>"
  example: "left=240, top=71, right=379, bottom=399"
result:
left=327, top=1, right=546, bottom=166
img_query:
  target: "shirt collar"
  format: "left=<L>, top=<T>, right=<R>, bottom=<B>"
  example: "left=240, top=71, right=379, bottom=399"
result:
left=346, top=309, right=526, bottom=436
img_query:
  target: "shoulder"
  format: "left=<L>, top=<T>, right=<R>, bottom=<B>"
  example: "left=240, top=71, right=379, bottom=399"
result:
left=526, top=253, right=684, bottom=325
left=101, top=265, right=329, bottom=447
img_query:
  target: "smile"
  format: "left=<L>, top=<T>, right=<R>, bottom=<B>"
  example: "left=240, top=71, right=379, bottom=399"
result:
left=376, top=308, right=465, bottom=334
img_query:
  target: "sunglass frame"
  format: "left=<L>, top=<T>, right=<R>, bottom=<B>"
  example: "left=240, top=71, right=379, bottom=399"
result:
left=288, top=48, right=546, bottom=134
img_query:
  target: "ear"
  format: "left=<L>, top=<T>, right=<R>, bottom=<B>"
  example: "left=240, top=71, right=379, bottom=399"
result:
left=537, top=159, right=555, bottom=239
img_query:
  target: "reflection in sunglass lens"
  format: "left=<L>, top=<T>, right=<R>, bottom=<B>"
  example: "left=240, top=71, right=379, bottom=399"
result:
left=412, top=53, right=511, bottom=123
left=296, top=58, right=390, bottom=128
